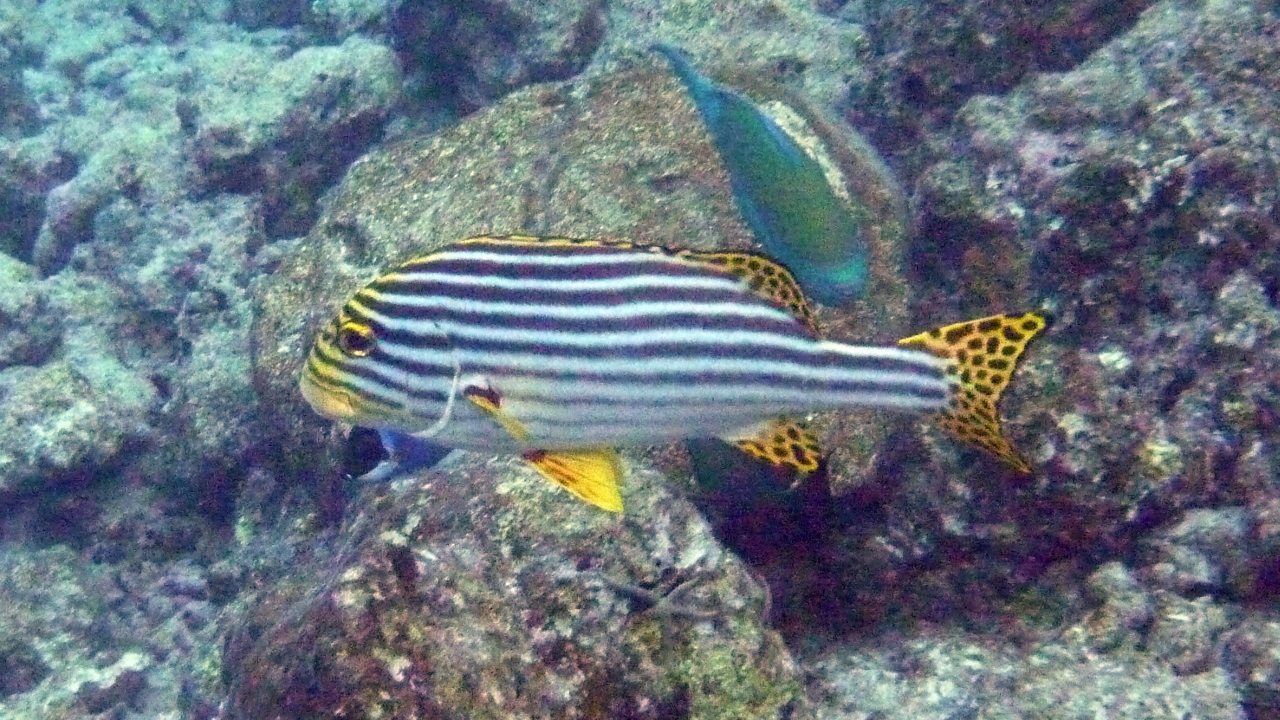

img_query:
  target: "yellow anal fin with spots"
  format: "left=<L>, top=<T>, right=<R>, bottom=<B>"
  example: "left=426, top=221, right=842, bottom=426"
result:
left=677, top=251, right=820, bottom=334
left=722, top=417, right=823, bottom=474
left=898, top=312, right=1047, bottom=473
left=522, top=449, right=624, bottom=513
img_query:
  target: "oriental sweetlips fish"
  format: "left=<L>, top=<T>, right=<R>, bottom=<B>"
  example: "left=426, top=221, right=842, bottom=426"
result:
left=300, top=235, right=1045, bottom=513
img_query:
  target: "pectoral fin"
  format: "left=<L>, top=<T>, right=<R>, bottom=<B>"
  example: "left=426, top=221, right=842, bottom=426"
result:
left=462, top=383, right=531, bottom=443
left=522, top=449, right=624, bottom=513
left=721, top=417, right=822, bottom=474
left=459, top=380, right=623, bottom=512
left=898, top=312, right=1047, bottom=473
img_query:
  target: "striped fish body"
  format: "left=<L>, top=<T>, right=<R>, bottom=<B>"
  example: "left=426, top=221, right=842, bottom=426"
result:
left=300, top=236, right=951, bottom=454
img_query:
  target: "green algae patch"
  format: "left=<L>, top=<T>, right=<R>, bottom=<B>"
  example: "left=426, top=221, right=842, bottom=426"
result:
left=673, top=619, right=802, bottom=720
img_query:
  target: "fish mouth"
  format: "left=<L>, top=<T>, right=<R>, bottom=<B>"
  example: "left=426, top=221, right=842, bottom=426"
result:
left=299, top=362, right=415, bottom=428
left=299, top=369, right=361, bottom=421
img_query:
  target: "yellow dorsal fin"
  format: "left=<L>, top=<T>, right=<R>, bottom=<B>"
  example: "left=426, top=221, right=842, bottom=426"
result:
left=898, top=312, right=1046, bottom=473
left=456, top=234, right=619, bottom=250
left=394, top=236, right=631, bottom=271
left=522, top=449, right=624, bottom=513
left=721, top=417, right=823, bottom=474
left=677, top=251, right=820, bottom=334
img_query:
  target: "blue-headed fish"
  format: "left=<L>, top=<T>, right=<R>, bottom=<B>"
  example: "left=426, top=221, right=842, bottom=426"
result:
left=653, top=44, right=881, bottom=306
left=300, top=235, right=1045, bottom=512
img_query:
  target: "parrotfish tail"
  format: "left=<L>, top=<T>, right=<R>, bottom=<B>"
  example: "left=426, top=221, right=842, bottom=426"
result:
left=898, top=312, right=1047, bottom=473
left=651, top=44, right=725, bottom=122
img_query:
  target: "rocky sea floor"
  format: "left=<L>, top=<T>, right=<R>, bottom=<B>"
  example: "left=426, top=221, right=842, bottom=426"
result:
left=1, top=0, right=1279, bottom=718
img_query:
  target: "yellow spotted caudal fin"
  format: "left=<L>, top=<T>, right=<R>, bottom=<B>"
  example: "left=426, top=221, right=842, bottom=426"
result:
left=898, top=312, right=1047, bottom=473
left=522, top=449, right=624, bottom=513
left=678, top=251, right=820, bottom=333
left=721, top=417, right=823, bottom=475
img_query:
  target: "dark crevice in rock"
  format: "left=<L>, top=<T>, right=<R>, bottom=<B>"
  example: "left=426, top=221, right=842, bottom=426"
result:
left=390, top=0, right=605, bottom=118
left=845, top=0, right=1157, bottom=179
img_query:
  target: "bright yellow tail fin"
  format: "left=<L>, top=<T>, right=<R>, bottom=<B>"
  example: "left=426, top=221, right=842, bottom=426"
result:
left=899, top=312, right=1046, bottom=473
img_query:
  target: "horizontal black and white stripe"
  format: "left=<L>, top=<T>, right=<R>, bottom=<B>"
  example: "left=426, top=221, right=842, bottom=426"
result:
left=307, top=237, right=950, bottom=451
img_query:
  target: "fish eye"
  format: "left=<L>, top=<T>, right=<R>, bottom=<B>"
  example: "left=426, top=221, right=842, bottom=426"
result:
left=337, top=321, right=376, bottom=357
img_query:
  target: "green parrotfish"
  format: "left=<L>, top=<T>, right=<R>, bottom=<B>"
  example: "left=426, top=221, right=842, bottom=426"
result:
left=653, top=44, right=882, bottom=306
